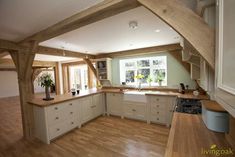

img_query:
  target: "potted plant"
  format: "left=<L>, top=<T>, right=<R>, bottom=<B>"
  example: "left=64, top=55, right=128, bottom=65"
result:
left=38, top=73, right=54, bottom=101
left=135, top=74, right=144, bottom=90
left=155, top=71, right=165, bottom=86
left=147, top=75, right=153, bottom=87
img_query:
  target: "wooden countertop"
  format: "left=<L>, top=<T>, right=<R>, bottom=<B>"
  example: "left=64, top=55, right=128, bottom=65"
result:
left=28, top=88, right=209, bottom=107
left=28, top=89, right=103, bottom=107
left=201, top=100, right=227, bottom=112
left=165, top=112, right=233, bottom=157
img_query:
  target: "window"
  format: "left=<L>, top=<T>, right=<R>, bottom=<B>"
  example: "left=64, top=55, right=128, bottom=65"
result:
left=120, top=56, right=167, bottom=86
left=70, top=65, right=88, bottom=90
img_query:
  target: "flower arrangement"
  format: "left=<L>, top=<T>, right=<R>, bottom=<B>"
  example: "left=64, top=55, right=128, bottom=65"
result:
left=38, top=73, right=54, bottom=101
left=135, top=74, right=144, bottom=80
left=38, top=73, right=54, bottom=88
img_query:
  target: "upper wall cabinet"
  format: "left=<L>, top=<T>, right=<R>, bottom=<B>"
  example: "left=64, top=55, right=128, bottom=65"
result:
left=96, top=58, right=112, bottom=82
left=217, top=0, right=235, bottom=95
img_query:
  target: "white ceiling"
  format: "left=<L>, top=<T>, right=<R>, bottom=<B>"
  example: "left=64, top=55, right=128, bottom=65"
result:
left=40, top=6, right=180, bottom=54
left=0, top=1, right=181, bottom=58
left=0, top=0, right=103, bottom=42
left=4, top=54, right=77, bottom=62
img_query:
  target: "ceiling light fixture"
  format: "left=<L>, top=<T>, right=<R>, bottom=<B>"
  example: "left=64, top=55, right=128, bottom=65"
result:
left=129, top=21, right=138, bottom=29
left=155, top=29, right=161, bottom=33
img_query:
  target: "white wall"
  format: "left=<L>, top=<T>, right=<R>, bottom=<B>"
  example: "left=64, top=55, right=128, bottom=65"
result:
left=0, top=71, right=19, bottom=98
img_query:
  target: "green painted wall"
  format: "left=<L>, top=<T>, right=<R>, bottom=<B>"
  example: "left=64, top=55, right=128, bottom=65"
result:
left=111, top=52, right=196, bottom=89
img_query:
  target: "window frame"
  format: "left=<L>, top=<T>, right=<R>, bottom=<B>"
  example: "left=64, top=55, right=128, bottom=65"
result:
left=120, top=56, right=167, bottom=86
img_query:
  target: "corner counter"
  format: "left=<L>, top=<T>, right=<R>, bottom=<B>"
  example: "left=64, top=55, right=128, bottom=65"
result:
left=165, top=112, right=232, bottom=157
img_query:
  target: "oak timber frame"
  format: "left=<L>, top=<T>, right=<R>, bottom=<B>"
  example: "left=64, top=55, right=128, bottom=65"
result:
left=0, top=0, right=215, bottom=139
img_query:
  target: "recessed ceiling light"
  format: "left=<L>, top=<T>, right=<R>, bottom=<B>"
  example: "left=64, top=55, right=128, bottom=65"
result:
left=129, top=21, right=138, bottom=29
left=155, top=29, right=161, bottom=33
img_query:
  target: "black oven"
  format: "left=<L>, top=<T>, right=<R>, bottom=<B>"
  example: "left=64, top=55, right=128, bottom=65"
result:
left=175, top=98, right=202, bottom=114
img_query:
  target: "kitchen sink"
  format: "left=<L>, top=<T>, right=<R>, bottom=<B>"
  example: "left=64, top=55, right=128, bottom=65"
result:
left=124, top=91, right=147, bottom=103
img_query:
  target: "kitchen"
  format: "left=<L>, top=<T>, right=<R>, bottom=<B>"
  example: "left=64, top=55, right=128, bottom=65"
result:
left=0, top=0, right=234, bottom=157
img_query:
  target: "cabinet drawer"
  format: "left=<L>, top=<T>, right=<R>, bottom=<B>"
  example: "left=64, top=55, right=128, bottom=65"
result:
left=47, top=101, right=75, bottom=115
left=49, top=122, right=67, bottom=140
left=151, top=96, right=168, bottom=104
left=150, top=115, right=167, bottom=124
left=66, top=118, right=79, bottom=131
left=47, top=103, right=66, bottom=115
left=151, top=103, right=166, bottom=110
left=150, top=109, right=166, bottom=116
left=47, top=112, right=65, bottom=126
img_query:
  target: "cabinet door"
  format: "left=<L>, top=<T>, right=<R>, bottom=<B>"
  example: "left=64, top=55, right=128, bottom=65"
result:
left=106, top=93, right=123, bottom=116
left=124, top=102, right=147, bottom=120
left=81, top=97, right=93, bottom=124
left=93, top=94, right=104, bottom=117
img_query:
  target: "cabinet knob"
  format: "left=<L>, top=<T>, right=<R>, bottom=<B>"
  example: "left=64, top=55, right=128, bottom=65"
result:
left=156, top=98, right=159, bottom=101
left=54, top=107, right=58, bottom=110
left=71, top=122, right=74, bottom=125
left=57, top=128, right=60, bottom=131
left=70, top=112, right=73, bottom=114
left=157, top=112, right=159, bottom=114
left=156, top=105, right=159, bottom=107
left=69, top=103, right=73, bottom=106
left=55, top=117, right=59, bottom=120
left=157, top=118, right=159, bottom=120
left=132, top=109, right=136, bottom=112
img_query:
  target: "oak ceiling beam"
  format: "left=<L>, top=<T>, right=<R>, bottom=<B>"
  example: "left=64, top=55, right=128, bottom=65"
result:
left=19, top=0, right=140, bottom=44
left=95, top=43, right=182, bottom=58
left=0, top=58, right=57, bottom=68
left=0, top=39, right=93, bottom=58
left=138, top=0, right=215, bottom=69
left=0, top=39, right=28, bottom=51
left=37, top=46, right=94, bottom=59
left=83, top=58, right=98, bottom=80
left=0, top=51, right=9, bottom=58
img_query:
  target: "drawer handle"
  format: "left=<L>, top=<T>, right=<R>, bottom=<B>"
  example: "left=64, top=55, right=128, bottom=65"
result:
left=156, top=105, right=159, bottom=107
left=55, top=117, right=59, bottom=120
left=69, top=103, right=73, bottom=106
left=156, top=98, right=159, bottom=101
left=91, top=105, right=96, bottom=108
left=54, top=107, right=58, bottom=110
left=157, top=118, right=159, bottom=120
left=70, top=112, right=73, bottom=114
left=132, top=109, right=136, bottom=112
left=57, top=128, right=60, bottom=131
left=71, top=122, right=74, bottom=125
left=157, top=112, right=159, bottom=114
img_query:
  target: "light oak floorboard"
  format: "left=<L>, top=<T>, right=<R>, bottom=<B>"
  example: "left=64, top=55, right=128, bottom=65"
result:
left=0, top=97, right=169, bottom=157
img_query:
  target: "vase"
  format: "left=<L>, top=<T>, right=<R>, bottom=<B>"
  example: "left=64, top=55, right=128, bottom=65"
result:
left=43, top=86, right=54, bottom=101
left=159, top=81, right=162, bottom=86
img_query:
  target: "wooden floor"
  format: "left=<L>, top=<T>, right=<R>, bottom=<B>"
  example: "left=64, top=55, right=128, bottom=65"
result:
left=0, top=96, right=169, bottom=157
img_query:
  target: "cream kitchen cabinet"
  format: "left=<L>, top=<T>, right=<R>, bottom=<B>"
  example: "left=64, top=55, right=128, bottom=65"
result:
left=80, top=93, right=105, bottom=124
left=33, top=99, right=80, bottom=144
left=148, top=96, right=176, bottom=126
left=80, top=96, right=93, bottom=124
left=33, top=93, right=105, bottom=144
left=123, top=102, right=147, bottom=121
left=92, top=93, right=105, bottom=118
left=106, top=93, right=123, bottom=117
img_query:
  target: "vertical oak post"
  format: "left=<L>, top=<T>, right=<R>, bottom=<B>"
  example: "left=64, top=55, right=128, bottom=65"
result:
left=9, top=42, right=37, bottom=139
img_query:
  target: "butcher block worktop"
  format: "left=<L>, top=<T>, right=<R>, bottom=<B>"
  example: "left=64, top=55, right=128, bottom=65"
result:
left=165, top=112, right=233, bottom=157
left=28, top=88, right=209, bottom=107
